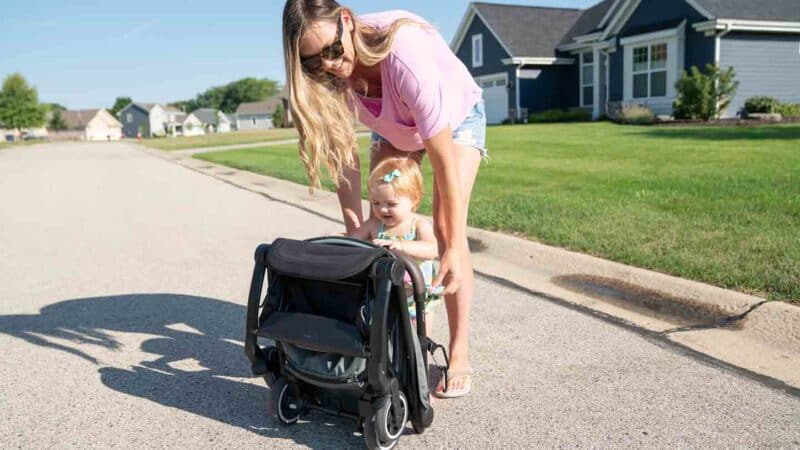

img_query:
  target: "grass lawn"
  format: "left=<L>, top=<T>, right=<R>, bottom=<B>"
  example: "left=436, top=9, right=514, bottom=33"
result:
left=196, top=122, right=800, bottom=302
left=141, top=128, right=300, bottom=151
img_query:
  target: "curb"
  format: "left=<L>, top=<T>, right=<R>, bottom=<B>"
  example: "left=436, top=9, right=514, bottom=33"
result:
left=142, top=144, right=800, bottom=389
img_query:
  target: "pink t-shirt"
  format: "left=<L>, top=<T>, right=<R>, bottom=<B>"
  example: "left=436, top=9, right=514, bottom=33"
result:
left=352, top=10, right=483, bottom=151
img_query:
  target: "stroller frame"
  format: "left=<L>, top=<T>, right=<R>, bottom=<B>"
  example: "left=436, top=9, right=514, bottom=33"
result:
left=244, top=237, right=443, bottom=449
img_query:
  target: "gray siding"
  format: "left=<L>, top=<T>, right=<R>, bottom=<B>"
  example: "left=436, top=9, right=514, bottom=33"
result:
left=120, top=105, right=150, bottom=138
left=720, top=32, right=800, bottom=117
left=238, top=114, right=273, bottom=130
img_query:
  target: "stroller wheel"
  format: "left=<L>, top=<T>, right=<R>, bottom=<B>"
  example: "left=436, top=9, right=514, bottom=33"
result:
left=268, top=377, right=304, bottom=425
left=363, top=415, right=399, bottom=450
left=376, top=391, right=408, bottom=442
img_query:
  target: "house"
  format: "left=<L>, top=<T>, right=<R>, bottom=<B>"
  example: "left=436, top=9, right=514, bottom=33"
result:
left=236, top=98, right=280, bottom=130
left=190, top=108, right=232, bottom=133
left=60, top=109, right=122, bottom=141
left=117, top=102, right=184, bottom=138
left=452, top=1, right=800, bottom=121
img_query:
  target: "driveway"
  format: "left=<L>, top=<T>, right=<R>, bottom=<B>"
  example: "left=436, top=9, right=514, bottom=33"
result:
left=1, top=142, right=798, bottom=448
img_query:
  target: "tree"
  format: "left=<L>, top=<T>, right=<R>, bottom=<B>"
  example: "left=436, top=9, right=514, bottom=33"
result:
left=272, top=102, right=285, bottom=128
left=175, top=77, right=279, bottom=113
left=673, top=64, right=738, bottom=121
left=0, top=73, right=46, bottom=129
left=110, top=96, right=132, bottom=117
left=49, top=110, right=68, bottom=130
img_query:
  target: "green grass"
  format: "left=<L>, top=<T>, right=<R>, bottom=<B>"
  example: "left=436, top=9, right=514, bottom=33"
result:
left=196, top=122, right=800, bottom=302
left=141, top=128, right=300, bottom=151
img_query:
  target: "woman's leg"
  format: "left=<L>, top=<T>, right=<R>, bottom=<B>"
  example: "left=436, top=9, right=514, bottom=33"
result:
left=433, top=145, right=481, bottom=394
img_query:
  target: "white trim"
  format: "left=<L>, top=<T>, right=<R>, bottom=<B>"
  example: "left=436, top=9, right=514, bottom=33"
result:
left=500, top=57, right=575, bottom=65
left=515, top=66, right=521, bottom=120
left=575, top=32, right=603, bottom=43
left=599, top=0, right=625, bottom=29
left=472, top=34, right=483, bottom=68
left=601, top=0, right=641, bottom=40
left=451, top=5, right=515, bottom=59
left=579, top=51, right=595, bottom=108
left=620, top=20, right=686, bottom=46
left=694, top=19, right=800, bottom=34
left=473, top=73, right=509, bottom=84
left=592, top=48, right=601, bottom=119
left=559, top=40, right=615, bottom=53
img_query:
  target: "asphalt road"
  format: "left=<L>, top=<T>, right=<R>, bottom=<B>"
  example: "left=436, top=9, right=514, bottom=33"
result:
left=1, top=142, right=798, bottom=449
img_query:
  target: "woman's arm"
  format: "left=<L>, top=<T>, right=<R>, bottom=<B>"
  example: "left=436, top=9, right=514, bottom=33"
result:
left=424, top=127, right=466, bottom=295
left=349, top=217, right=378, bottom=241
left=337, top=153, right=363, bottom=234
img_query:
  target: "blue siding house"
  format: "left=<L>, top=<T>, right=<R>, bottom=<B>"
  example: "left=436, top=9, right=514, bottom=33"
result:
left=452, top=0, right=800, bottom=121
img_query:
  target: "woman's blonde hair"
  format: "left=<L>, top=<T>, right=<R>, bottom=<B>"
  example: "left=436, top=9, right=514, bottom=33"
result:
left=282, top=0, right=421, bottom=190
left=368, top=158, right=423, bottom=211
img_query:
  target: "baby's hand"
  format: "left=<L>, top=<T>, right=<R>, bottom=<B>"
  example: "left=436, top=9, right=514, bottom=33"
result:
left=372, top=239, right=404, bottom=251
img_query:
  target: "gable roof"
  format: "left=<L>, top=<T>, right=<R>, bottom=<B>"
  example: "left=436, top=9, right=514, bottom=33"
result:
left=61, top=109, right=100, bottom=129
left=191, top=108, right=223, bottom=125
left=693, top=0, right=800, bottom=21
left=455, top=3, right=582, bottom=58
left=559, top=0, right=617, bottom=45
left=236, top=97, right=282, bottom=115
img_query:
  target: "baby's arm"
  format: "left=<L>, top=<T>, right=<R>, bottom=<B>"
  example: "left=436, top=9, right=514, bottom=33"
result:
left=348, top=217, right=379, bottom=241
left=395, top=217, right=439, bottom=260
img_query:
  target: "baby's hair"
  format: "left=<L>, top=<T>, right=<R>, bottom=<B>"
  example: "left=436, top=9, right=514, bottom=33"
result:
left=368, top=158, right=424, bottom=211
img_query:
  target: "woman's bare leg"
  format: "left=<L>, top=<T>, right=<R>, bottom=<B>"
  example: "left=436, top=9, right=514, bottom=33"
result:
left=433, top=145, right=481, bottom=394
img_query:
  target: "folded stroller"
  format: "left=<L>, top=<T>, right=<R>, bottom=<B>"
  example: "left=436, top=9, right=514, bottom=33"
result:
left=244, top=236, right=449, bottom=449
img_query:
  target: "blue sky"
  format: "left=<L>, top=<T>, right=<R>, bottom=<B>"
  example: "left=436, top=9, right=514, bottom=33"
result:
left=0, top=0, right=596, bottom=110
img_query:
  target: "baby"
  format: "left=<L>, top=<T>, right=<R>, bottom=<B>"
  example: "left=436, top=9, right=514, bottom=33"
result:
left=349, top=157, right=442, bottom=321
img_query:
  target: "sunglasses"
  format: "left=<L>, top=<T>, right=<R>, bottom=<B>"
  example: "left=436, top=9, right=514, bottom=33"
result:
left=301, top=14, right=345, bottom=74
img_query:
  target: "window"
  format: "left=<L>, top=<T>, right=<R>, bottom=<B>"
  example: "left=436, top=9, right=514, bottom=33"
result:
left=126, top=113, right=132, bottom=124
left=251, top=117, right=257, bottom=125
left=632, top=42, right=667, bottom=98
left=472, top=34, right=483, bottom=68
left=581, top=51, right=594, bottom=107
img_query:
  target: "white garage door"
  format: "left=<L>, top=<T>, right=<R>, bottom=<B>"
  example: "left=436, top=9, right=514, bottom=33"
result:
left=476, top=73, right=508, bottom=124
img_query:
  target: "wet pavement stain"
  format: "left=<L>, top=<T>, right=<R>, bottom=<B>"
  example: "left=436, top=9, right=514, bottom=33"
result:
left=552, top=274, right=734, bottom=327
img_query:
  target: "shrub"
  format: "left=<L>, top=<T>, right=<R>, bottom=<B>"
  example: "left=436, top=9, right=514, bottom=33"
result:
left=744, top=96, right=780, bottom=114
left=776, top=103, right=800, bottom=119
left=673, top=64, right=738, bottom=120
left=272, top=102, right=285, bottom=128
left=616, top=103, right=656, bottom=125
left=528, top=108, right=591, bottom=123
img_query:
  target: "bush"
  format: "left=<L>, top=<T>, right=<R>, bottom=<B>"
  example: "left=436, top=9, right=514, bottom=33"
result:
left=673, top=64, right=738, bottom=120
left=272, top=102, right=285, bottom=128
left=528, top=108, right=591, bottom=123
left=744, top=96, right=780, bottom=114
left=616, top=103, right=656, bottom=125
left=776, top=103, right=800, bottom=119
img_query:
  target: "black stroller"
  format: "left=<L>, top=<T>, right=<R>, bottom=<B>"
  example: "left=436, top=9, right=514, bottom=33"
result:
left=244, top=236, right=449, bottom=449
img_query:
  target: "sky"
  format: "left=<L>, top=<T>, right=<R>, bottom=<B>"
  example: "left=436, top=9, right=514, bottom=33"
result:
left=0, top=0, right=597, bottom=110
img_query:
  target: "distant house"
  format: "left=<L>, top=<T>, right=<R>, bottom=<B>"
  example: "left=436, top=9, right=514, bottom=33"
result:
left=225, top=113, right=238, bottom=131
left=236, top=98, right=280, bottom=130
left=452, top=0, right=800, bottom=121
left=117, top=102, right=184, bottom=138
left=60, top=109, right=122, bottom=141
left=180, top=112, right=205, bottom=137
left=190, top=108, right=232, bottom=133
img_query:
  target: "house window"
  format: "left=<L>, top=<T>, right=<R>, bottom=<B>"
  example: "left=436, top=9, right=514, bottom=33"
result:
left=126, top=113, right=132, bottom=124
left=472, top=34, right=483, bottom=68
left=581, top=52, right=594, bottom=107
left=632, top=42, right=667, bottom=99
left=251, top=117, right=257, bottom=125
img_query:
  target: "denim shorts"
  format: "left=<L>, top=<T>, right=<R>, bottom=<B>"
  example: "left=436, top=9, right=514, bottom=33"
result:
left=371, top=99, right=488, bottom=157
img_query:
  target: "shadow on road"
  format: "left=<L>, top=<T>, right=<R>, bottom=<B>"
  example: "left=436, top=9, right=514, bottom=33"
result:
left=0, top=294, right=362, bottom=448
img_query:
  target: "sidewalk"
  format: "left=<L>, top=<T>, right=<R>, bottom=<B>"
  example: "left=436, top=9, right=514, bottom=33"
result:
left=143, top=144, right=800, bottom=391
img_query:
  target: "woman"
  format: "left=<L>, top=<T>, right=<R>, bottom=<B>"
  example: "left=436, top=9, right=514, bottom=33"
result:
left=282, top=0, right=486, bottom=398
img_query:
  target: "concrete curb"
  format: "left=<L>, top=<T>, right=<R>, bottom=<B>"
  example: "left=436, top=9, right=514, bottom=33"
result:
left=141, top=144, right=800, bottom=389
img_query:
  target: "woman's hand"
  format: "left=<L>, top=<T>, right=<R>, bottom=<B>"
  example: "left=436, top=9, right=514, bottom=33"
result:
left=433, top=243, right=466, bottom=296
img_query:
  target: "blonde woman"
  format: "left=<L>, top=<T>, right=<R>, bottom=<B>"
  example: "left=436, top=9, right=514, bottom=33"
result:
left=283, top=0, right=486, bottom=398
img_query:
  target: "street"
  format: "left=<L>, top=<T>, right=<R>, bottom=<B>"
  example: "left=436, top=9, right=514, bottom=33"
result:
left=1, top=142, right=798, bottom=448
